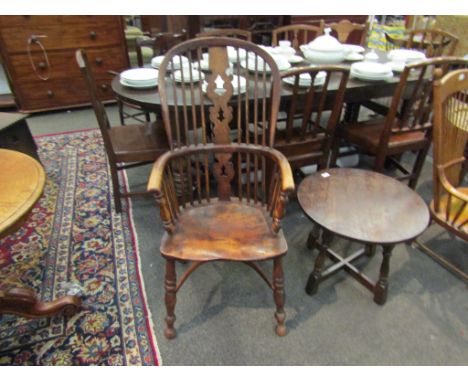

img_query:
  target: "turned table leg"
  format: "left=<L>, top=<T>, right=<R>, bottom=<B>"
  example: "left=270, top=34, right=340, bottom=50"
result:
left=164, top=259, right=177, bottom=339
left=307, top=225, right=321, bottom=250
left=273, top=257, right=286, bottom=337
left=373, top=245, right=394, bottom=305
left=305, top=229, right=334, bottom=295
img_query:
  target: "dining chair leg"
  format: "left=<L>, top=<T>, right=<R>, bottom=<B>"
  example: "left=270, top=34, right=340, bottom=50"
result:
left=164, top=258, right=177, bottom=339
left=117, top=99, right=125, bottom=125
left=373, top=244, right=394, bottom=305
left=273, top=257, right=286, bottom=337
left=305, top=229, right=333, bottom=295
left=109, top=163, right=122, bottom=213
left=408, top=145, right=430, bottom=190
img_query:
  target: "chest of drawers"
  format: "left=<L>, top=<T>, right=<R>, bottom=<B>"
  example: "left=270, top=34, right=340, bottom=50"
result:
left=0, top=16, right=129, bottom=113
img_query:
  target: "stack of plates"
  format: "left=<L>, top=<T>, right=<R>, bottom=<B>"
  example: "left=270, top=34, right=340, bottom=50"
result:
left=227, top=46, right=248, bottom=62
left=172, top=68, right=205, bottom=83
left=282, top=71, right=326, bottom=87
left=120, top=68, right=159, bottom=88
left=343, top=44, right=365, bottom=54
left=387, top=49, right=426, bottom=63
left=202, top=75, right=247, bottom=95
left=350, top=62, right=393, bottom=81
left=151, top=55, right=189, bottom=70
left=240, top=58, right=291, bottom=72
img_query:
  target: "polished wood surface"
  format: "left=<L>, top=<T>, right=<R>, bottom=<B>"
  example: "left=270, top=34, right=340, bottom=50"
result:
left=272, top=23, right=324, bottom=50
left=298, top=168, right=429, bottom=244
left=415, top=68, right=468, bottom=282
left=276, top=65, right=350, bottom=171
left=0, top=149, right=81, bottom=318
left=76, top=49, right=169, bottom=213
left=0, top=16, right=128, bottom=113
left=345, top=57, right=468, bottom=189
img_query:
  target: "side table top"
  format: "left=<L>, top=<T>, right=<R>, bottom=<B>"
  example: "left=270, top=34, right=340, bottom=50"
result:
left=0, top=149, right=45, bottom=237
left=297, top=168, right=430, bottom=244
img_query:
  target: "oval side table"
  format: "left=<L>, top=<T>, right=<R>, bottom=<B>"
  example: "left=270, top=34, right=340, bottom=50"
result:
left=297, top=168, right=430, bottom=305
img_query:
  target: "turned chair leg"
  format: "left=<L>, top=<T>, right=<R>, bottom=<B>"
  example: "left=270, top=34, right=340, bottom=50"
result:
left=374, top=245, right=394, bottom=305
left=273, top=257, right=286, bottom=336
left=109, top=163, right=122, bottom=213
left=164, top=258, right=177, bottom=339
left=306, top=229, right=333, bottom=295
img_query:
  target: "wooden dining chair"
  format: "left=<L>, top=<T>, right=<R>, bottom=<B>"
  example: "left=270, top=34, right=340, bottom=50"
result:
left=276, top=66, right=350, bottom=172
left=415, top=68, right=468, bottom=281
left=342, top=57, right=468, bottom=190
left=152, top=37, right=295, bottom=338
left=326, top=19, right=370, bottom=45
left=157, top=36, right=282, bottom=148
left=272, top=23, right=324, bottom=50
left=196, top=28, right=252, bottom=41
left=135, top=30, right=188, bottom=67
left=76, top=49, right=169, bottom=213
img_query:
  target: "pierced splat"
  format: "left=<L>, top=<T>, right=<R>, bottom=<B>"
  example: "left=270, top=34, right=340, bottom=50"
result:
left=213, top=153, right=235, bottom=201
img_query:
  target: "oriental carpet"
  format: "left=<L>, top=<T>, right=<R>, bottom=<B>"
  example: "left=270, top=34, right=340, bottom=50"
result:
left=0, top=129, right=161, bottom=365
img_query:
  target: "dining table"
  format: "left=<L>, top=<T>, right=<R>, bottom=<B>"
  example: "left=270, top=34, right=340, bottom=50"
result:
left=111, top=48, right=418, bottom=123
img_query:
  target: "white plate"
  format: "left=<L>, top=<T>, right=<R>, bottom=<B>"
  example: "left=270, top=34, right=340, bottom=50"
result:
left=227, top=46, right=248, bottom=62
left=350, top=68, right=393, bottom=81
left=240, top=59, right=291, bottom=72
left=201, top=75, right=247, bottom=95
left=172, top=69, right=205, bottom=83
left=387, top=49, right=426, bottom=62
left=390, top=62, right=406, bottom=73
left=287, top=55, right=304, bottom=64
left=282, top=72, right=326, bottom=87
left=120, top=78, right=157, bottom=89
left=351, top=62, right=393, bottom=76
left=343, top=44, right=365, bottom=53
left=151, top=55, right=189, bottom=69
left=344, top=53, right=364, bottom=62
left=120, top=68, right=159, bottom=82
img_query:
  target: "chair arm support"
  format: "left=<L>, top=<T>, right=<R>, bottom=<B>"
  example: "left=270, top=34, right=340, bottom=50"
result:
left=437, top=156, right=468, bottom=203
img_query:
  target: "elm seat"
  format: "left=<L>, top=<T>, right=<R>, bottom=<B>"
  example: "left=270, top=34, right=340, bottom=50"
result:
left=161, top=200, right=288, bottom=261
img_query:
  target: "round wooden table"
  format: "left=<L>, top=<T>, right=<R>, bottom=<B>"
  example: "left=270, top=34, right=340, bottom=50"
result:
left=0, top=149, right=81, bottom=318
left=297, top=168, right=430, bottom=305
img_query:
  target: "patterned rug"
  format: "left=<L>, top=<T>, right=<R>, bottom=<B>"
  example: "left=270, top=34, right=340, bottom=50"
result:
left=0, top=129, right=161, bottom=365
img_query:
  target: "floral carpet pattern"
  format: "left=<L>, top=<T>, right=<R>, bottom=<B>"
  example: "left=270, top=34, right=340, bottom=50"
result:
left=0, top=129, right=161, bottom=365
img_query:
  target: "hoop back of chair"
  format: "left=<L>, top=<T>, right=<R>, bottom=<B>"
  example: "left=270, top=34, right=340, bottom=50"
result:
left=75, top=49, right=115, bottom=160
left=157, top=37, right=282, bottom=149
left=433, top=68, right=468, bottom=214
left=408, top=28, right=459, bottom=57
left=327, top=19, right=369, bottom=45
left=136, top=31, right=187, bottom=67
left=272, top=23, right=324, bottom=50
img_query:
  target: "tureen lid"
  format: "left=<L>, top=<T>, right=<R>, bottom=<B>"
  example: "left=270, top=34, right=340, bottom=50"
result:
left=308, top=27, right=343, bottom=52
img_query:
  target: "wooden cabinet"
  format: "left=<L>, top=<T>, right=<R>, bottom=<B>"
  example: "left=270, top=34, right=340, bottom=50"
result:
left=0, top=16, right=129, bottom=113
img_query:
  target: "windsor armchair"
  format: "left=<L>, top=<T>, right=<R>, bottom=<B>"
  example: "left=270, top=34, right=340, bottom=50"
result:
left=326, top=19, right=369, bottom=45
left=150, top=37, right=294, bottom=338
left=272, top=23, right=324, bottom=50
left=407, top=29, right=459, bottom=58
left=415, top=68, right=468, bottom=281
left=76, top=49, right=169, bottom=213
left=196, top=28, right=252, bottom=41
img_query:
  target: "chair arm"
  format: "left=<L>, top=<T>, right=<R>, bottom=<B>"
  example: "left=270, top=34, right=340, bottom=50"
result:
left=437, top=156, right=468, bottom=203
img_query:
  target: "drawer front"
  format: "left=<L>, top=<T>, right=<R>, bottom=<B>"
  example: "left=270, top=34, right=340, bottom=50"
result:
left=15, top=76, right=115, bottom=112
left=8, top=47, right=128, bottom=82
left=1, top=22, right=124, bottom=53
left=0, top=16, right=62, bottom=27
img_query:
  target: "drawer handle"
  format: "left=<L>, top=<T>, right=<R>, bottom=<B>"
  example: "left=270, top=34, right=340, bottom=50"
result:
left=89, top=31, right=97, bottom=40
left=27, top=34, right=50, bottom=81
left=100, top=84, right=109, bottom=91
left=38, top=61, right=48, bottom=70
left=95, top=57, right=103, bottom=66
left=47, top=90, right=54, bottom=98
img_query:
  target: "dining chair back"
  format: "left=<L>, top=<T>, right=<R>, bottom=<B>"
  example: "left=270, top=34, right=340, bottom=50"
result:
left=196, top=28, right=252, bottom=41
left=407, top=28, right=459, bottom=58
left=76, top=49, right=169, bottom=213
left=157, top=36, right=282, bottom=148
left=415, top=67, right=468, bottom=281
left=276, top=65, right=350, bottom=171
left=136, top=30, right=188, bottom=67
left=272, top=23, right=324, bottom=50
left=344, top=57, right=468, bottom=189
left=326, top=19, right=369, bottom=45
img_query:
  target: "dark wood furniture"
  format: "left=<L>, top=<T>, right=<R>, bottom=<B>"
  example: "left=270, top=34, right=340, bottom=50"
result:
left=0, top=149, right=81, bottom=318
left=150, top=37, right=295, bottom=338
left=0, top=112, right=39, bottom=161
left=76, top=49, right=169, bottom=213
left=298, top=168, right=429, bottom=304
left=415, top=68, right=468, bottom=281
left=276, top=65, right=350, bottom=171
left=326, top=19, right=370, bottom=45
left=272, top=23, right=324, bottom=50
left=0, top=16, right=128, bottom=113
left=344, top=57, right=468, bottom=190
left=196, top=28, right=252, bottom=41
